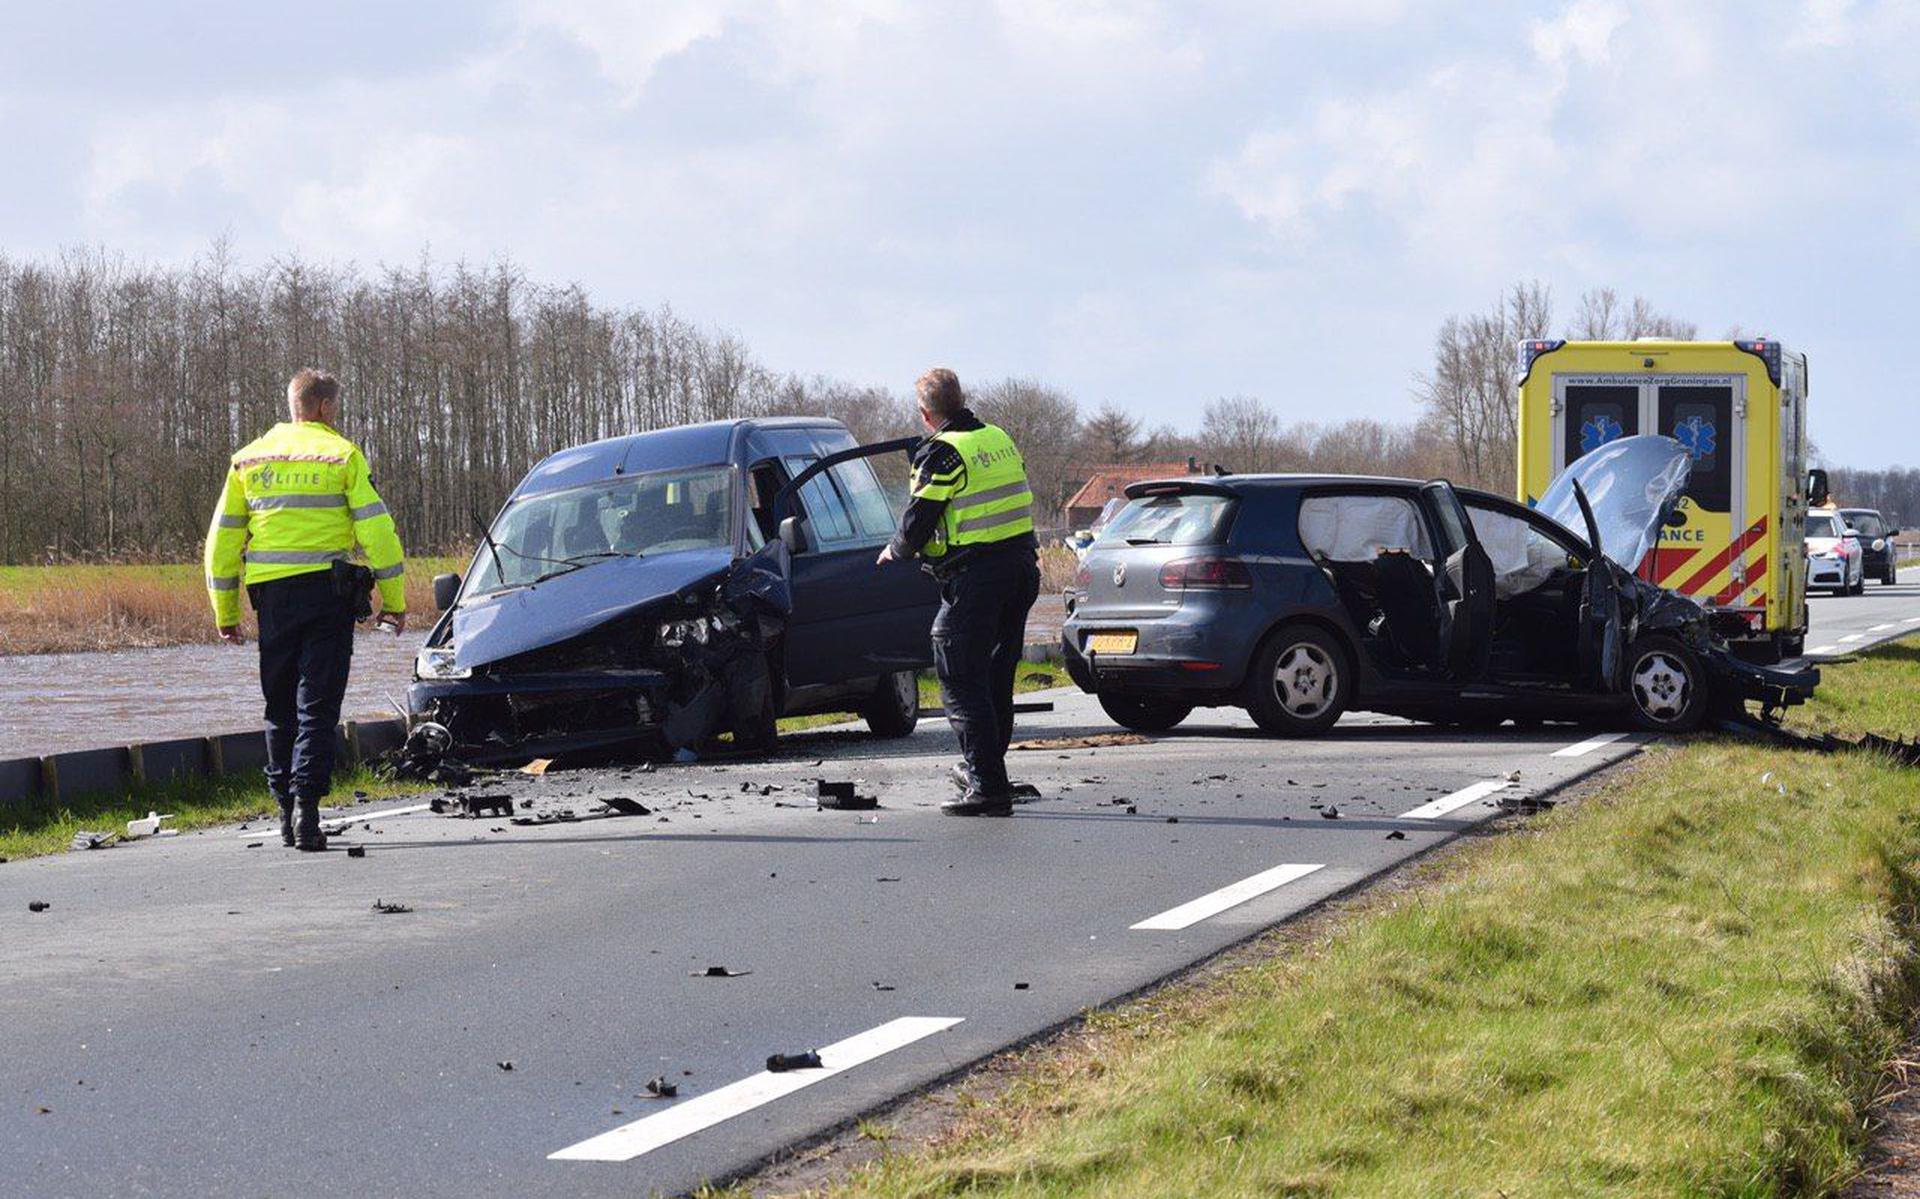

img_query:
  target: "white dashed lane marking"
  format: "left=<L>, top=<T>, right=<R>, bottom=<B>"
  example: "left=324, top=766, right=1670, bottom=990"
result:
left=1130, top=863, right=1325, bottom=931
left=1401, top=779, right=1510, bottom=820
left=1870, top=623, right=1898, bottom=632
left=1839, top=634, right=1865, bottom=643
left=1807, top=645, right=1841, bottom=656
left=548, top=1017, right=964, bottom=1163
left=1551, top=732, right=1631, bottom=758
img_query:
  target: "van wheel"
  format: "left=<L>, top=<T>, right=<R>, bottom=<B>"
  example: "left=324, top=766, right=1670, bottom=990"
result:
left=1624, top=635, right=1706, bottom=732
left=1245, top=624, right=1350, bottom=736
left=863, top=670, right=920, bottom=738
left=1098, top=693, right=1191, bottom=732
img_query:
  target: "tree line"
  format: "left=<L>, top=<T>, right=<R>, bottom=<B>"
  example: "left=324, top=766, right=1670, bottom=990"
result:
left=0, top=247, right=1872, bottom=563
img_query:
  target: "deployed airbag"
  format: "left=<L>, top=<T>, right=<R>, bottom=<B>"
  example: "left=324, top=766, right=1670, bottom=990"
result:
left=1467, top=506, right=1563, bottom=599
left=1299, top=495, right=1433, bottom=562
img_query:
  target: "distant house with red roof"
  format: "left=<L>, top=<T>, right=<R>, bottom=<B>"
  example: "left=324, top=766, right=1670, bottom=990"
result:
left=1063, top=460, right=1204, bottom=530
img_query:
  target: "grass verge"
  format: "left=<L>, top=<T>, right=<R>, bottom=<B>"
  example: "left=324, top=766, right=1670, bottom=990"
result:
left=0, top=764, right=431, bottom=862
left=777, top=636, right=1920, bottom=1199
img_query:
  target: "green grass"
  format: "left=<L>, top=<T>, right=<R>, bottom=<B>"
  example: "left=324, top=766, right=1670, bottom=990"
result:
left=0, top=764, right=431, bottom=861
left=807, top=636, right=1920, bottom=1199
left=774, top=662, right=1062, bottom=733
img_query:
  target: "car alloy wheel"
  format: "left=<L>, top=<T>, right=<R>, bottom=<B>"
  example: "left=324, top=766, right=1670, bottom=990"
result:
left=1272, top=641, right=1337, bottom=719
left=1625, top=639, right=1703, bottom=731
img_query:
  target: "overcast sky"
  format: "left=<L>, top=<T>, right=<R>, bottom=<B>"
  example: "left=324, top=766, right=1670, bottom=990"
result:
left=2, top=0, right=1913, bottom=466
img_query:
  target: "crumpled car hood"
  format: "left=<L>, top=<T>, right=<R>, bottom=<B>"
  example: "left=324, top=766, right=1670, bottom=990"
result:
left=1537, top=434, right=1691, bottom=574
left=449, top=547, right=735, bottom=669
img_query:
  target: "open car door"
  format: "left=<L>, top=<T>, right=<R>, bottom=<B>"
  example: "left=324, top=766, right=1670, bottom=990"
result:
left=1569, top=479, right=1624, bottom=692
left=1420, top=480, right=1494, bottom=680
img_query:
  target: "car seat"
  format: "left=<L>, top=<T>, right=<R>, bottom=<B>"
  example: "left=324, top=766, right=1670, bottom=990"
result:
left=1372, top=550, right=1441, bottom=667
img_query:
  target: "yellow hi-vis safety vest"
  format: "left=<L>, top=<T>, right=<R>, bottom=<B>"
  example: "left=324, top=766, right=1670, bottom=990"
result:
left=913, top=422, right=1035, bottom=559
left=203, top=421, right=407, bottom=627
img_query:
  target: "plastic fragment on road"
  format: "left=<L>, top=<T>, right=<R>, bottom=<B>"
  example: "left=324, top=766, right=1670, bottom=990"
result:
left=1386, top=830, right=1407, bottom=840
left=693, top=965, right=750, bottom=978
left=644, top=1075, right=678, bottom=1098
left=28, top=901, right=50, bottom=912
left=521, top=758, right=555, bottom=776
left=1319, top=807, right=1340, bottom=819
left=346, top=846, right=367, bottom=858
left=69, top=830, right=117, bottom=851
left=371, top=899, right=412, bottom=915
left=765, top=1050, right=823, bottom=1073
left=816, top=780, right=879, bottom=811
left=126, top=810, right=175, bottom=838
left=498, top=1061, right=514, bottom=1071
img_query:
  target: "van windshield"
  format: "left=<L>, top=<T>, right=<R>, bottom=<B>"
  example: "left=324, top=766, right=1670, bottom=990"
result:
left=468, top=465, right=734, bottom=594
left=1096, top=492, right=1235, bottom=547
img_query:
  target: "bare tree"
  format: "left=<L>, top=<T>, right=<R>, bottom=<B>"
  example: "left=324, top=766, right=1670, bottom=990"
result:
left=1080, top=403, right=1143, bottom=464
left=971, top=377, right=1082, bottom=522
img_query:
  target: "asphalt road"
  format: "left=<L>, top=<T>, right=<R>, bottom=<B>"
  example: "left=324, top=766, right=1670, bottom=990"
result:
left=1801, top=577, right=1920, bottom=659
left=3, top=694, right=1654, bottom=1198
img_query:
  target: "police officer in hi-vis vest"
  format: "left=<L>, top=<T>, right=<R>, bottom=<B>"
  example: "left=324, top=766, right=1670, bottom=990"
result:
left=204, top=369, right=407, bottom=851
left=876, top=368, right=1041, bottom=816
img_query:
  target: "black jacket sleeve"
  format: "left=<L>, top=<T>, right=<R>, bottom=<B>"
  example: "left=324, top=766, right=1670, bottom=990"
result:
left=887, top=439, right=966, bottom=559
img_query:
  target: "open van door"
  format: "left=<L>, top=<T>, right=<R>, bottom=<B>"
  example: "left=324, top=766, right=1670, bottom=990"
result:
left=1420, top=480, right=1494, bottom=679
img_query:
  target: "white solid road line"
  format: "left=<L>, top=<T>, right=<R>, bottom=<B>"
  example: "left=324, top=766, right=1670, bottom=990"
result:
left=1550, top=732, right=1630, bottom=758
left=1401, top=779, right=1509, bottom=820
left=1130, top=863, right=1325, bottom=931
left=548, top=1016, right=964, bottom=1163
left=1870, top=623, right=1898, bottom=632
left=233, top=802, right=434, bottom=837
left=1906, top=616, right=1920, bottom=625
left=1807, top=645, right=1840, bottom=655
left=1839, top=634, right=1865, bottom=643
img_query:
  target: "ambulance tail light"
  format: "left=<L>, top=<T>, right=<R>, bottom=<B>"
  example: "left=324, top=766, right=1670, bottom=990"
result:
left=1517, top=338, right=1566, bottom=384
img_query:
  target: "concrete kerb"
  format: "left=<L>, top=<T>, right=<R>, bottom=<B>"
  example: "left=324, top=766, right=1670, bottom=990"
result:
left=0, top=717, right=409, bottom=813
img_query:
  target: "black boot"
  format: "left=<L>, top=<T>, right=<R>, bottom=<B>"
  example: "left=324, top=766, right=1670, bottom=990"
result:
left=951, top=763, right=1038, bottom=803
left=941, top=789, right=1013, bottom=817
left=277, top=798, right=296, bottom=848
left=294, top=798, right=328, bottom=852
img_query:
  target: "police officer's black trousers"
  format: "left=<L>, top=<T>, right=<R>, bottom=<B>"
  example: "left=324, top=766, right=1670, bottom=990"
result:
left=930, top=547, right=1041, bottom=795
left=249, top=571, right=356, bottom=803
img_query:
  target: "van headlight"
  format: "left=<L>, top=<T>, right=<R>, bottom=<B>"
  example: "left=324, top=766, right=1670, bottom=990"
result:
left=415, top=646, right=471, bottom=680
left=657, top=617, right=710, bottom=647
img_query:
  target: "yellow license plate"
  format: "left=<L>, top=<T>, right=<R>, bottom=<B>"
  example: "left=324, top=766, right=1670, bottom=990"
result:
left=1087, top=631, right=1138, bottom=655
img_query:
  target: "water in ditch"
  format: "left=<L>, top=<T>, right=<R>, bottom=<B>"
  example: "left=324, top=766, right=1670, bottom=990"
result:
left=0, top=630, right=427, bottom=759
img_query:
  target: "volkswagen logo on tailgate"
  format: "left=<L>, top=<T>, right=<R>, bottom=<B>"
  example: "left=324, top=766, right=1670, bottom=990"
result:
left=1112, top=563, right=1126, bottom=587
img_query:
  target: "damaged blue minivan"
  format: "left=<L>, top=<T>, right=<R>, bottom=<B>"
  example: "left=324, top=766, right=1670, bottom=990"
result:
left=408, top=418, right=939, bottom=763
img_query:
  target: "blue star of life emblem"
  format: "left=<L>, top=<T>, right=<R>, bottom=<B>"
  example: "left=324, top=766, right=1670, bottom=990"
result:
left=1579, top=414, right=1624, bottom=455
left=1674, top=415, right=1717, bottom=460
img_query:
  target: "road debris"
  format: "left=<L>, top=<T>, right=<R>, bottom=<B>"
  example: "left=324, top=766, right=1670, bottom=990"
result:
left=497, top=1060, right=514, bottom=1072
left=1720, top=718, right=1920, bottom=767
left=1013, top=733, right=1148, bottom=751
left=1013, top=982, right=1030, bottom=990
left=765, top=1050, right=823, bottom=1072
left=644, top=1075, right=678, bottom=1098
left=1319, top=806, right=1341, bottom=820
left=371, top=900, right=413, bottom=915
left=28, top=901, right=50, bottom=912
left=521, top=758, right=555, bottom=776
left=125, top=810, right=175, bottom=838
left=68, top=830, right=117, bottom=851
left=693, top=965, right=751, bottom=978
left=871, top=981, right=896, bottom=991
left=816, top=780, right=879, bottom=811
left=346, top=846, right=367, bottom=858
left=1386, top=830, right=1407, bottom=840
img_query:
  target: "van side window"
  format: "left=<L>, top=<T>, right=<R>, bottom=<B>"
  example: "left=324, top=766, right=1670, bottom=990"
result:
left=830, top=458, right=899, bottom=541
left=782, top=455, right=858, bottom=545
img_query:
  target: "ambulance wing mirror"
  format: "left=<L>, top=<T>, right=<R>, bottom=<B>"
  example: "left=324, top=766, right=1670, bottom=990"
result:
left=1663, top=506, right=1688, bottom=528
left=1807, top=468, right=1830, bottom=508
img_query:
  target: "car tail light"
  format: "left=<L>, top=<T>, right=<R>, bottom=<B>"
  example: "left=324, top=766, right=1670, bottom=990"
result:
left=1160, top=556, right=1252, bottom=590
left=1073, top=564, right=1091, bottom=589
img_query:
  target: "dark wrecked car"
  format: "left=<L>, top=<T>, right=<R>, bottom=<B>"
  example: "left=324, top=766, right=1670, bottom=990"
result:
left=407, top=418, right=938, bottom=763
left=1061, top=434, right=1817, bottom=735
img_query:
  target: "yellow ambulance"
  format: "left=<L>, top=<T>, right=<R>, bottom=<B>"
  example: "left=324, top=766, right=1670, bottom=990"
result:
left=1517, top=339, right=1811, bottom=662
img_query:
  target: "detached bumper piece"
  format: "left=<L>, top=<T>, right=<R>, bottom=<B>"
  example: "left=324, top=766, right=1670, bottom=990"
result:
left=1708, top=655, right=1819, bottom=721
